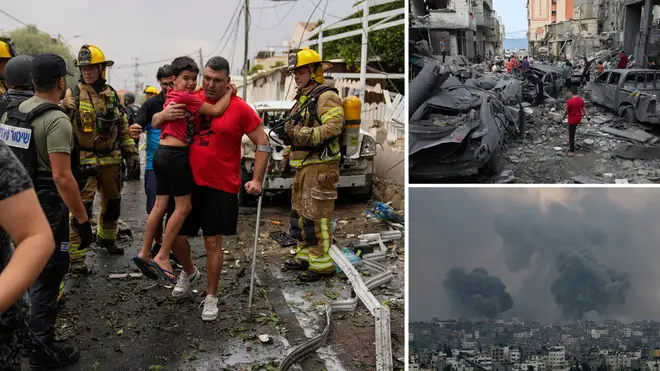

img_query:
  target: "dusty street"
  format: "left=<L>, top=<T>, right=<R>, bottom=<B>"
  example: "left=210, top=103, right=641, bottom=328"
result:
left=499, top=89, right=660, bottom=184
left=46, top=178, right=404, bottom=370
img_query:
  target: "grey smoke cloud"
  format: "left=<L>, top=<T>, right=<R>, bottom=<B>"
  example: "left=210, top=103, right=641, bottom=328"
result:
left=443, top=267, right=514, bottom=318
left=410, top=188, right=660, bottom=322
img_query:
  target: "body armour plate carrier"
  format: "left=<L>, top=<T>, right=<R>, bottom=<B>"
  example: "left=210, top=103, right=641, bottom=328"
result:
left=1, top=101, right=79, bottom=186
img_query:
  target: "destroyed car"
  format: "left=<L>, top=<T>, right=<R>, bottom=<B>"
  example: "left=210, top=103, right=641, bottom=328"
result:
left=240, top=100, right=376, bottom=205
left=409, top=84, right=521, bottom=180
left=586, top=69, right=660, bottom=124
left=526, top=65, right=566, bottom=98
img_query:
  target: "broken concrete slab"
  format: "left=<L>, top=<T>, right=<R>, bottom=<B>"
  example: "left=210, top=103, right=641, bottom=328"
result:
left=495, top=170, right=516, bottom=184
left=600, top=126, right=656, bottom=143
left=614, top=144, right=660, bottom=160
left=615, top=179, right=629, bottom=184
left=571, top=175, right=604, bottom=184
left=592, top=115, right=613, bottom=125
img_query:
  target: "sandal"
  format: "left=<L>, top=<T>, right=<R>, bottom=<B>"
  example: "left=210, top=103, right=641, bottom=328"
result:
left=150, top=260, right=176, bottom=284
left=132, top=257, right=159, bottom=280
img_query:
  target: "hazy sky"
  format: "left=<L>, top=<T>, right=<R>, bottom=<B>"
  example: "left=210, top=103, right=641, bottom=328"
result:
left=0, top=0, right=358, bottom=89
left=410, top=188, right=660, bottom=323
left=493, top=0, right=528, bottom=39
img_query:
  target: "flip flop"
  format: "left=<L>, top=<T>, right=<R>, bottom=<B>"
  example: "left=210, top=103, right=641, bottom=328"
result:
left=150, top=259, right=176, bottom=284
left=132, top=257, right=159, bottom=280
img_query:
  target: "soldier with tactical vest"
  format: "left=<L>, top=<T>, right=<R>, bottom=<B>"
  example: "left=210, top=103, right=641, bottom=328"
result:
left=0, top=37, right=18, bottom=108
left=275, top=48, right=344, bottom=282
left=120, top=91, right=141, bottom=181
left=61, top=44, right=139, bottom=274
left=0, top=53, right=92, bottom=369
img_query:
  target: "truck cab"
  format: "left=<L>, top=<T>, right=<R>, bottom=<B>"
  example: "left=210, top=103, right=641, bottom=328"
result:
left=587, top=69, right=660, bottom=124
left=240, top=100, right=376, bottom=206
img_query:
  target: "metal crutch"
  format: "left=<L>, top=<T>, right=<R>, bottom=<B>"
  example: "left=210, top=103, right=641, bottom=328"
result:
left=248, top=144, right=273, bottom=310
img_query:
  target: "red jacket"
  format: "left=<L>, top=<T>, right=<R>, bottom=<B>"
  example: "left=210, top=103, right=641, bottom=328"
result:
left=618, top=54, right=628, bottom=69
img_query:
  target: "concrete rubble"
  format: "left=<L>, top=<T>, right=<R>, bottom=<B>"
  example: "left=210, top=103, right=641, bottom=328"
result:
left=408, top=53, right=660, bottom=184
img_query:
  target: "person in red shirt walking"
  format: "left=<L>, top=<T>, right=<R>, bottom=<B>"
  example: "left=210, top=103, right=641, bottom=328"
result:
left=563, top=86, right=592, bottom=157
left=618, top=51, right=628, bottom=69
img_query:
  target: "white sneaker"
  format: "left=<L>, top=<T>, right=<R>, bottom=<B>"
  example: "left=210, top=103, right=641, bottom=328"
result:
left=201, top=295, right=219, bottom=321
left=171, top=267, right=199, bottom=298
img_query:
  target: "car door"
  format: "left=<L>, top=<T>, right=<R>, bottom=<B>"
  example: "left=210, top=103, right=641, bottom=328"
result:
left=604, top=72, right=621, bottom=108
left=591, top=72, right=609, bottom=105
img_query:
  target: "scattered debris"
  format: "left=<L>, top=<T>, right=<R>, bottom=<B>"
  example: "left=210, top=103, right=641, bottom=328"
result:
left=258, top=334, right=272, bottom=344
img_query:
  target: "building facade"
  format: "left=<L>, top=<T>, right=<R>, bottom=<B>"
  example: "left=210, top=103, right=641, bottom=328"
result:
left=410, top=0, right=504, bottom=59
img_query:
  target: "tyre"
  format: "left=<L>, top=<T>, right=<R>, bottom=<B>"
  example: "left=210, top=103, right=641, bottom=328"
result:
left=484, top=149, right=502, bottom=175
left=624, top=106, right=638, bottom=124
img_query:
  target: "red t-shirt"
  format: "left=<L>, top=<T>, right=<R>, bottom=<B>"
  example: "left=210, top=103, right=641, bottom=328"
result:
left=566, top=96, right=585, bottom=125
left=189, top=94, right=262, bottom=194
left=161, top=90, right=205, bottom=142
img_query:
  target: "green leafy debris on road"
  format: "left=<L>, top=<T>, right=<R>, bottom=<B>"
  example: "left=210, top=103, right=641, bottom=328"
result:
left=149, top=366, right=164, bottom=371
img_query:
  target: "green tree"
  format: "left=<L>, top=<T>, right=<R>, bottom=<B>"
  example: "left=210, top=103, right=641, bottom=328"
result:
left=248, top=63, right=264, bottom=75
left=309, top=0, right=404, bottom=92
left=7, top=25, right=79, bottom=87
left=270, top=61, right=284, bottom=69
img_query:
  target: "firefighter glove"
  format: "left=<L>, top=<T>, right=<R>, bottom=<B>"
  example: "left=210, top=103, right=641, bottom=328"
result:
left=73, top=220, right=93, bottom=250
left=272, top=121, right=290, bottom=145
left=126, top=153, right=140, bottom=174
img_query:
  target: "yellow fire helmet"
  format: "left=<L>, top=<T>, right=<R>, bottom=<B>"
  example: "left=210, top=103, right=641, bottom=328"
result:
left=0, top=37, right=17, bottom=59
left=74, top=44, right=114, bottom=80
left=287, top=48, right=332, bottom=84
left=143, top=85, right=159, bottom=95
left=74, top=44, right=114, bottom=67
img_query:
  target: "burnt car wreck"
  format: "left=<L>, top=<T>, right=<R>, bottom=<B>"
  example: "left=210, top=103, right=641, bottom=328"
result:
left=409, top=63, right=524, bottom=181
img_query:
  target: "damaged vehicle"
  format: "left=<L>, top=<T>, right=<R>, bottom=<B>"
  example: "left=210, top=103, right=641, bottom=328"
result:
left=409, top=80, right=523, bottom=180
left=524, top=65, right=566, bottom=99
left=240, top=100, right=377, bottom=205
left=587, top=69, right=660, bottom=124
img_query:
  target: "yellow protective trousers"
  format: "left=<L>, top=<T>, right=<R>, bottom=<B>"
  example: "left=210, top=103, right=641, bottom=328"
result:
left=68, top=164, right=122, bottom=263
left=290, top=162, right=339, bottom=275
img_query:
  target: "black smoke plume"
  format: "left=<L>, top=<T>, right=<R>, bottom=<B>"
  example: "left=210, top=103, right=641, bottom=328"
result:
left=550, top=249, right=631, bottom=320
left=443, top=267, right=514, bottom=318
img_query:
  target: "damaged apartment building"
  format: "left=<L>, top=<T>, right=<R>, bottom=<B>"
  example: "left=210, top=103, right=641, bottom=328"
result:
left=529, top=0, right=660, bottom=65
left=410, top=0, right=505, bottom=62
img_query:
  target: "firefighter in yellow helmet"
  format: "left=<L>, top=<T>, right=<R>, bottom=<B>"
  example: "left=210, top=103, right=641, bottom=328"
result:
left=61, top=44, right=139, bottom=274
left=0, top=37, right=18, bottom=95
left=143, top=85, right=159, bottom=99
left=276, top=48, right=344, bottom=282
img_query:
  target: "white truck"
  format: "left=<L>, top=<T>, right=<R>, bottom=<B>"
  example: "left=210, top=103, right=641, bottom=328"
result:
left=240, top=100, right=377, bottom=206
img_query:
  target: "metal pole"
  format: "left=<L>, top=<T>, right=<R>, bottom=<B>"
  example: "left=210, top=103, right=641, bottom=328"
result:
left=198, top=48, right=204, bottom=86
left=359, top=0, right=369, bottom=103
left=318, top=28, right=323, bottom=59
left=243, top=0, right=250, bottom=101
left=248, top=151, right=271, bottom=310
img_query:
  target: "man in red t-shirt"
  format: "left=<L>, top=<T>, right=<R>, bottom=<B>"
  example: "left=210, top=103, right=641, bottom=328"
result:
left=563, top=86, right=591, bottom=157
left=155, top=57, right=269, bottom=321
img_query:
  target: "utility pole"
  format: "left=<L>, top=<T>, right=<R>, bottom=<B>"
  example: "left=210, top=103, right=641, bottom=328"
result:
left=242, top=0, right=249, bottom=101
left=198, top=48, right=204, bottom=86
left=359, top=0, right=369, bottom=103
left=132, top=58, right=144, bottom=96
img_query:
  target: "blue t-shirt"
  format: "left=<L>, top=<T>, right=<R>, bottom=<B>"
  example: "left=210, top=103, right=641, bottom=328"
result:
left=145, top=123, right=161, bottom=170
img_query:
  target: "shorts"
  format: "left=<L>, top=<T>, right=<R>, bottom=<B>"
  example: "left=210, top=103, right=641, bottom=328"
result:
left=153, top=144, right=193, bottom=197
left=180, top=185, right=239, bottom=237
left=144, top=169, right=157, bottom=213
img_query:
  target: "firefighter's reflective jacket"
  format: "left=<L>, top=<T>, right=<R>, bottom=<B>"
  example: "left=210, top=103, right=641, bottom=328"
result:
left=286, top=84, right=344, bottom=168
left=68, top=83, right=137, bottom=167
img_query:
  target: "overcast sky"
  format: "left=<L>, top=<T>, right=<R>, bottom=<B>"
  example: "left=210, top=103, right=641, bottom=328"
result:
left=0, top=0, right=358, bottom=89
left=410, top=188, right=660, bottom=323
left=493, top=0, right=528, bottom=39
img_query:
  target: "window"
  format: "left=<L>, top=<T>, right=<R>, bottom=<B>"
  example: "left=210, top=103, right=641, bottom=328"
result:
left=608, top=72, right=621, bottom=85
left=596, top=72, right=609, bottom=83
left=626, top=73, right=637, bottom=83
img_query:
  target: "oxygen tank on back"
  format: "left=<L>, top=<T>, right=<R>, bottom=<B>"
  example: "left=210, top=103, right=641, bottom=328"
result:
left=341, top=95, right=361, bottom=158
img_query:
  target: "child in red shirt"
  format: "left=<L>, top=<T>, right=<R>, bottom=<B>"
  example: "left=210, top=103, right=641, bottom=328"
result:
left=563, top=86, right=591, bottom=157
left=135, top=56, right=233, bottom=282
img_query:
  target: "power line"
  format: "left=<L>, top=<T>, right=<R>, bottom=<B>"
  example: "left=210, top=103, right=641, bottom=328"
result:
left=205, top=0, right=244, bottom=58
left=250, top=0, right=296, bottom=9
left=305, top=0, right=346, bottom=19
left=253, top=1, right=298, bottom=31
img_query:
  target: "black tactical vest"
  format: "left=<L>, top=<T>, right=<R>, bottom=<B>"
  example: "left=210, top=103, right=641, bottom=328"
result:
left=2, top=101, right=63, bottom=185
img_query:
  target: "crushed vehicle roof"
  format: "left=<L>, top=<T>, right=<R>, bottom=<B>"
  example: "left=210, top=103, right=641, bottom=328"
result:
left=253, top=101, right=295, bottom=110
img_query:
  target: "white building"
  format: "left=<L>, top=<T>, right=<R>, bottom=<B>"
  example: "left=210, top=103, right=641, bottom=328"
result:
left=548, top=346, right=566, bottom=369
left=510, top=349, right=521, bottom=362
